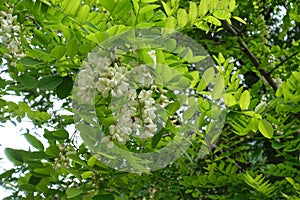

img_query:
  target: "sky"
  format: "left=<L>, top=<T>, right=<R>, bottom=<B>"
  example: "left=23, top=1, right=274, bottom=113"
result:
left=0, top=96, right=74, bottom=198
left=0, top=120, right=33, bottom=198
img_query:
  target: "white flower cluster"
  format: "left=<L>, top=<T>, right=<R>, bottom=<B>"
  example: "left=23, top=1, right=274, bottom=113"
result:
left=0, top=7, right=24, bottom=63
left=77, top=52, right=171, bottom=148
left=104, top=88, right=158, bottom=148
left=76, top=53, right=112, bottom=103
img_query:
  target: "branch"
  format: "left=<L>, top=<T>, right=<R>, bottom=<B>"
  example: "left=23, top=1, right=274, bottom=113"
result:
left=222, top=21, right=278, bottom=90
left=268, top=52, right=300, bottom=75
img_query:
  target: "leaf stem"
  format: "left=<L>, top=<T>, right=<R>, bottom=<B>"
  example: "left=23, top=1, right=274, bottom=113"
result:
left=268, top=52, right=300, bottom=75
left=222, top=21, right=278, bottom=90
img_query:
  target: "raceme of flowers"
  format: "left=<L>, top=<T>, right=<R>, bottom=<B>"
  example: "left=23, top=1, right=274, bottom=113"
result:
left=77, top=52, right=171, bottom=148
left=0, top=7, right=24, bottom=64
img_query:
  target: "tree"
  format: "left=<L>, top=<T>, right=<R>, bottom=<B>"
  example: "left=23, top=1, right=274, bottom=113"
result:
left=0, top=0, right=300, bottom=199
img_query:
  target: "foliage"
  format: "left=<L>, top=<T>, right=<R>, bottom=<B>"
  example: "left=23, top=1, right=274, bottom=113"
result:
left=0, top=0, right=299, bottom=199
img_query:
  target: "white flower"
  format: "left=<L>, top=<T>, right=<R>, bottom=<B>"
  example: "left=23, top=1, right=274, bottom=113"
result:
left=78, top=90, right=94, bottom=104
left=143, top=107, right=156, bottom=120
left=146, top=123, right=157, bottom=133
left=102, top=88, right=110, bottom=98
left=96, top=78, right=107, bottom=92
left=109, top=125, right=117, bottom=135
left=78, top=69, right=95, bottom=90
left=101, top=136, right=114, bottom=148
left=128, top=89, right=137, bottom=99
left=7, top=40, right=19, bottom=53
left=88, top=52, right=100, bottom=66
left=138, top=90, right=152, bottom=101
left=141, top=129, right=154, bottom=138
left=114, top=81, right=129, bottom=96
left=12, top=25, right=20, bottom=32
left=2, top=23, right=11, bottom=32
left=144, top=98, right=155, bottom=108
left=148, top=50, right=156, bottom=67
left=0, top=8, right=23, bottom=60
left=76, top=52, right=171, bottom=146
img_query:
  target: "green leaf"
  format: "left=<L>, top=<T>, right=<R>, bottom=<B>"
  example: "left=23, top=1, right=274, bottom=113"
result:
left=162, top=1, right=171, bottom=16
left=56, top=76, right=73, bottom=99
left=66, top=38, right=78, bottom=58
left=33, top=168, right=51, bottom=175
left=38, top=75, right=63, bottom=90
left=254, top=102, right=266, bottom=114
left=189, top=71, right=199, bottom=88
left=156, top=64, right=173, bottom=84
left=19, top=57, right=43, bottom=66
left=45, top=145, right=60, bottom=157
left=164, top=100, right=180, bottom=115
left=213, top=10, right=231, bottom=20
left=205, top=16, right=222, bottom=26
left=67, top=154, right=88, bottom=167
left=191, top=55, right=206, bottom=63
left=248, top=117, right=259, bottom=132
left=131, top=0, right=139, bottom=14
left=77, top=4, right=90, bottom=22
left=183, top=106, right=196, bottom=121
left=233, top=16, right=246, bottom=24
left=165, top=38, right=177, bottom=51
left=4, top=148, right=23, bottom=165
left=113, top=0, right=132, bottom=18
left=87, top=155, right=97, bottom=167
left=290, top=13, right=300, bottom=22
left=188, top=1, right=198, bottom=24
left=101, top=117, right=115, bottom=127
left=19, top=74, right=37, bottom=89
left=212, top=74, right=224, bottom=100
left=66, top=188, right=83, bottom=199
left=99, top=0, right=116, bottom=12
left=229, top=0, right=236, bottom=11
left=24, top=133, right=44, bottom=151
left=165, top=16, right=177, bottom=30
left=0, top=169, right=15, bottom=180
left=63, top=0, right=81, bottom=16
left=199, top=0, right=209, bottom=17
left=218, top=52, right=225, bottom=64
left=36, top=178, right=50, bottom=192
left=50, top=45, right=66, bottom=60
left=258, top=119, right=274, bottom=139
left=151, top=129, right=164, bottom=149
left=81, top=171, right=93, bottom=179
left=224, top=93, right=236, bottom=107
left=142, top=0, right=158, bottom=2
left=239, top=90, right=250, bottom=110
left=177, top=8, right=188, bottom=28
left=139, top=5, right=160, bottom=15
left=92, top=194, right=114, bottom=200
left=202, top=67, right=215, bottom=84
left=34, top=29, right=48, bottom=44
left=52, top=129, right=69, bottom=139
left=87, top=32, right=108, bottom=44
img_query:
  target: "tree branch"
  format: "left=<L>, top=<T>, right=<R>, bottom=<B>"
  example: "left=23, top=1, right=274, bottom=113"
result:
left=268, top=52, right=300, bottom=75
left=222, top=21, right=278, bottom=90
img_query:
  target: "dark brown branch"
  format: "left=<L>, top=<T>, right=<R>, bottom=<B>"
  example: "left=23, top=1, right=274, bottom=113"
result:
left=268, top=52, right=300, bottom=75
left=222, top=21, right=278, bottom=90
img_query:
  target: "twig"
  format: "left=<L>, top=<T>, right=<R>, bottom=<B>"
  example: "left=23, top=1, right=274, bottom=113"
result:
left=222, top=21, right=278, bottom=90
left=268, top=52, right=300, bottom=75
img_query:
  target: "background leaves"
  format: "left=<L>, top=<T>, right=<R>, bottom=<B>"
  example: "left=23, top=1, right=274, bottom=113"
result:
left=0, top=0, right=300, bottom=199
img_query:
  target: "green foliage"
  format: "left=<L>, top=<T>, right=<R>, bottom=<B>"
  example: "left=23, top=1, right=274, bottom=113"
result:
left=0, top=0, right=300, bottom=199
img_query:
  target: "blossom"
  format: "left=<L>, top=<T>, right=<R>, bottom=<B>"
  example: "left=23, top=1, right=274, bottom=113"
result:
left=77, top=51, right=173, bottom=147
left=0, top=7, right=24, bottom=60
left=131, top=65, right=153, bottom=87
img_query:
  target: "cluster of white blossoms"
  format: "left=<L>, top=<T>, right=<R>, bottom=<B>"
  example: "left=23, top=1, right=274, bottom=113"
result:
left=77, top=51, right=171, bottom=148
left=0, top=7, right=24, bottom=63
